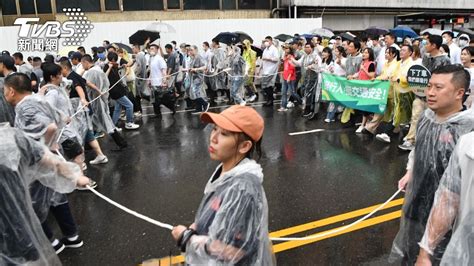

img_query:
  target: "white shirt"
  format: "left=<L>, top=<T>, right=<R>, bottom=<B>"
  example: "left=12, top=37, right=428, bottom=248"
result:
left=149, top=55, right=167, bottom=86
left=449, top=42, right=462, bottom=65
left=261, top=45, right=279, bottom=75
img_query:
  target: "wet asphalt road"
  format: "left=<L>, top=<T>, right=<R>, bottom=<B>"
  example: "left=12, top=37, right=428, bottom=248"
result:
left=55, top=96, right=408, bottom=265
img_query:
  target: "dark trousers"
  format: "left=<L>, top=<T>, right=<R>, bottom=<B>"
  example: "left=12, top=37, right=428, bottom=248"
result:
left=194, top=98, right=208, bottom=112
left=41, top=202, right=78, bottom=240
left=153, top=90, right=176, bottom=114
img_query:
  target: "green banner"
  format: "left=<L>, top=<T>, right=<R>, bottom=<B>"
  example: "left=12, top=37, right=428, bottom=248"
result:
left=321, top=73, right=390, bottom=114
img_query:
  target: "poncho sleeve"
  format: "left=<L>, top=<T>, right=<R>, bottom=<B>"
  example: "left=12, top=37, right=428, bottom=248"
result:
left=185, top=179, right=263, bottom=264
left=418, top=136, right=462, bottom=255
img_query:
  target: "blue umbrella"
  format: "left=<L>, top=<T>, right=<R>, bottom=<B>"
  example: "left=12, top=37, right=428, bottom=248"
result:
left=390, top=26, right=419, bottom=39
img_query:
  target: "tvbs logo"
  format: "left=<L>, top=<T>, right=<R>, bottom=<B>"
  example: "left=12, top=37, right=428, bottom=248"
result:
left=14, top=18, right=76, bottom=39
left=14, top=8, right=93, bottom=52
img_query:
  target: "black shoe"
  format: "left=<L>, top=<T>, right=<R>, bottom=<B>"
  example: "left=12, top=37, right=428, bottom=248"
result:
left=53, top=240, right=65, bottom=254
left=303, top=112, right=313, bottom=118
left=61, top=236, right=84, bottom=249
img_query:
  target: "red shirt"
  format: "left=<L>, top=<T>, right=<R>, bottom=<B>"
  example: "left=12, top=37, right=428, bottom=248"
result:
left=283, top=55, right=296, bottom=81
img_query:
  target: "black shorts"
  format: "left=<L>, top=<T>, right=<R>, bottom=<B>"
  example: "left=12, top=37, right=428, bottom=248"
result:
left=61, top=139, right=83, bottom=160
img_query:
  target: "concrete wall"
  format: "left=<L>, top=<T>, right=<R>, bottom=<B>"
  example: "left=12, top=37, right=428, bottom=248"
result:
left=282, top=0, right=474, bottom=9
left=55, top=10, right=272, bottom=23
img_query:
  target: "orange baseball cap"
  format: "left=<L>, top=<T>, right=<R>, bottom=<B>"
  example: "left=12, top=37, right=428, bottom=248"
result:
left=200, top=105, right=264, bottom=142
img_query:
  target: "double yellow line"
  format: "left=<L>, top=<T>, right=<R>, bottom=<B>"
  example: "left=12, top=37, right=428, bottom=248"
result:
left=146, top=198, right=404, bottom=266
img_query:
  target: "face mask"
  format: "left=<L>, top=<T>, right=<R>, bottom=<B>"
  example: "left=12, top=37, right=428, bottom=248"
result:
left=442, top=38, right=448, bottom=45
left=98, top=53, right=105, bottom=60
left=459, top=40, right=468, bottom=47
left=264, top=41, right=270, bottom=48
left=421, top=39, right=427, bottom=46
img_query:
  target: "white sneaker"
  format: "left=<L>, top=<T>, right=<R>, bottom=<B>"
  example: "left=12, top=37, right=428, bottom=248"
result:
left=89, top=155, right=108, bottom=165
left=287, top=102, right=295, bottom=108
left=125, top=122, right=140, bottom=130
left=376, top=133, right=391, bottom=143
left=115, top=127, right=122, bottom=133
left=324, top=118, right=331, bottom=123
left=277, top=107, right=288, bottom=112
left=355, top=125, right=364, bottom=133
left=134, top=112, right=142, bottom=118
left=247, top=95, right=256, bottom=102
left=240, top=101, right=247, bottom=106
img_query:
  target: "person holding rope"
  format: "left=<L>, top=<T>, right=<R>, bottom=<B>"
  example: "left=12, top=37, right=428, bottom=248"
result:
left=171, top=105, right=275, bottom=265
left=390, top=65, right=474, bottom=265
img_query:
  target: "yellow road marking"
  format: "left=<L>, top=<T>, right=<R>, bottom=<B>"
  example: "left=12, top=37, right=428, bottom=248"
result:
left=270, top=198, right=403, bottom=238
left=151, top=198, right=404, bottom=266
left=272, top=210, right=401, bottom=253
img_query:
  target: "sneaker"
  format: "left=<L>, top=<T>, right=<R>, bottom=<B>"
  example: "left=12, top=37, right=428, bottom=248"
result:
left=277, top=107, right=288, bottom=112
left=89, top=155, right=108, bottom=165
left=125, top=122, right=140, bottom=130
left=324, top=118, right=332, bottom=123
left=115, top=127, right=122, bottom=133
left=398, top=140, right=415, bottom=151
left=376, top=133, right=391, bottom=143
left=355, top=125, right=364, bottom=133
left=53, top=240, right=65, bottom=254
left=287, top=102, right=295, bottom=108
left=239, top=101, right=247, bottom=106
left=134, top=112, right=142, bottom=118
left=61, top=236, right=84, bottom=249
left=77, top=180, right=97, bottom=191
left=247, top=95, right=256, bottom=102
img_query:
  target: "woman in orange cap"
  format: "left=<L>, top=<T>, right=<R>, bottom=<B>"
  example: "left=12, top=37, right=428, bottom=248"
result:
left=171, top=105, right=275, bottom=265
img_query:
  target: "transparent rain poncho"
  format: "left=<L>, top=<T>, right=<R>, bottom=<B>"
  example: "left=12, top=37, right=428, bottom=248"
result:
left=13, top=94, right=72, bottom=221
left=184, top=158, right=276, bottom=265
left=14, top=94, right=65, bottom=148
left=0, top=79, right=15, bottom=125
left=390, top=108, right=474, bottom=263
left=418, top=131, right=474, bottom=265
left=83, top=66, right=116, bottom=134
left=0, top=125, right=81, bottom=265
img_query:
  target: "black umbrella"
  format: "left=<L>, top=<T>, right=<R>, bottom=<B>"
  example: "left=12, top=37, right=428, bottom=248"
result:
left=237, top=44, right=263, bottom=57
left=234, top=31, right=253, bottom=44
left=274, top=34, right=293, bottom=42
left=129, top=30, right=160, bottom=45
left=213, top=32, right=239, bottom=45
left=340, top=32, right=356, bottom=41
left=113, top=43, right=133, bottom=53
left=365, top=26, right=389, bottom=36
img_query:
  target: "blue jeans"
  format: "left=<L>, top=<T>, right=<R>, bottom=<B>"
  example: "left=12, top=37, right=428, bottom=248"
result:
left=230, top=77, right=244, bottom=104
left=281, top=80, right=301, bottom=108
left=112, top=96, right=134, bottom=124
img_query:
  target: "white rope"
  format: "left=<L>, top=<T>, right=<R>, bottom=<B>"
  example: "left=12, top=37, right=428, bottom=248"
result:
left=133, top=69, right=284, bottom=80
left=81, top=182, right=401, bottom=240
left=269, top=189, right=402, bottom=241
left=86, top=185, right=174, bottom=230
